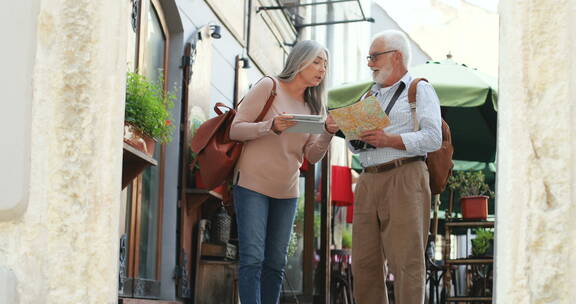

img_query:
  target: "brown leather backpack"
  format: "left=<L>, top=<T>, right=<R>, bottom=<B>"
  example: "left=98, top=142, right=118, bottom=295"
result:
left=408, top=78, right=454, bottom=195
left=190, top=77, right=277, bottom=189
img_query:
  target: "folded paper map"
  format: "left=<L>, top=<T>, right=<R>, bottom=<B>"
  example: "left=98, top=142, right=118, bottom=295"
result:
left=329, top=96, right=390, bottom=140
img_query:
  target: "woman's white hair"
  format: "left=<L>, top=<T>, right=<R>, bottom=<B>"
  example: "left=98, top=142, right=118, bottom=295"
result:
left=277, top=40, right=329, bottom=115
left=372, top=30, right=411, bottom=68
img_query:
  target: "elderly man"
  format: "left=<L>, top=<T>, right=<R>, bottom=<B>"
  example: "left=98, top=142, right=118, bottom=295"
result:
left=350, top=30, right=442, bottom=304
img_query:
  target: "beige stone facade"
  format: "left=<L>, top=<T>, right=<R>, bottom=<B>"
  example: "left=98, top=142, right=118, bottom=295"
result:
left=0, top=0, right=128, bottom=303
left=496, top=0, right=576, bottom=302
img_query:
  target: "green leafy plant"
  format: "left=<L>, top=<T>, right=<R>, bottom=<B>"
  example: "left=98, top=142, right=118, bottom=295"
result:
left=288, top=196, right=305, bottom=257
left=342, top=228, right=352, bottom=249
left=125, top=72, right=175, bottom=143
left=188, top=118, right=205, bottom=171
left=448, top=171, right=494, bottom=197
left=287, top=230, right=299, bottom=257
left=471, top=228, right=494, bottom=256
left=189, top=151, right=200, bottom=171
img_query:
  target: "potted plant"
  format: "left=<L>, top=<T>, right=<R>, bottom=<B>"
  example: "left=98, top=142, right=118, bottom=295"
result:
left=471, top=228, right=494, bottom=257
left=448, top=171, right=494, bottom=220
left=124, top=72, right=175, bottom=156
left=342, top=228, right=352, bottom=250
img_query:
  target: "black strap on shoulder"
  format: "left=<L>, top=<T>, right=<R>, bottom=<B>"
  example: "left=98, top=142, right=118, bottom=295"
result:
left=350, top=82, right=406, bottom=151
left=384, top=82, right=406, bottom=115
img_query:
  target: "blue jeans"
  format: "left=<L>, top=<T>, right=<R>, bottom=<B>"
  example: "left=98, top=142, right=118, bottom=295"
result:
left=233, top=185, right=298, bottom=304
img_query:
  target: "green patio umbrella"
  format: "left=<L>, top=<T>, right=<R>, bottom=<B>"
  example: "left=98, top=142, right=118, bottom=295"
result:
left=328, top=59, right=498, bottom=162
left=411, top=59, right=498, bottom=162
left=410, top=59, right=497, bottom=109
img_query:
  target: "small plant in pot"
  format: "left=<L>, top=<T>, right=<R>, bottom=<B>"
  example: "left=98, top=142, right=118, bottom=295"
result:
left=469, top=228, right=495, bottom=296
left=448, top=171, right=494, bottom=220
left=124, top=72, right=175, bottom=156
left=471, top=228, right=494, bottom=257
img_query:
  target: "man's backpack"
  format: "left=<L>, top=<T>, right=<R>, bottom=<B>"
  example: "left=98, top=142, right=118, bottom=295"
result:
left=190, top=77, right=277, bottom=189
left=408, top=78, right=454, bottom=195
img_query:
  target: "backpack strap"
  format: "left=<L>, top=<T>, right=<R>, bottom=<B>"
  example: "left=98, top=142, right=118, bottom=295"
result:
left=222, top=76, right=277, bottom=141
left=408, top=78, right=429, bottom=131
left=192, top=77, right=278, bottom=172
left=213, top=102, right=233, bottom=115
left=235, top=76, right=277, bottom=122
left=254, top=76, right=277, bottom=122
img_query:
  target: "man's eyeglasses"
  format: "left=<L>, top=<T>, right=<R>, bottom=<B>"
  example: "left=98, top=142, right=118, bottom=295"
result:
left=366, top=50, right=397, bottom=62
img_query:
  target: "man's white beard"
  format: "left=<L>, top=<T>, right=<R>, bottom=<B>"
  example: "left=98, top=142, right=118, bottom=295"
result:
left=372, top=66, right=392, bottom=84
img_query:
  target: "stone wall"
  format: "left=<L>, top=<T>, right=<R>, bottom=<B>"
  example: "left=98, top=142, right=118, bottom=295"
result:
left=496, top=0, right=576, bottom=302
left=0, top=0, right=128, bottom=302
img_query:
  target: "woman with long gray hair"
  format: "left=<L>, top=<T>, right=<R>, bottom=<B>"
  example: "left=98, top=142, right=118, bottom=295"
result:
left=230, top=40, right=339, bottom=304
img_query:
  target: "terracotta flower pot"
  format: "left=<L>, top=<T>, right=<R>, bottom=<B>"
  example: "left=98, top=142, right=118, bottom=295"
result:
left=124, top=123, right=156, bottom=157
left=460, top=195, right=489, bottom=220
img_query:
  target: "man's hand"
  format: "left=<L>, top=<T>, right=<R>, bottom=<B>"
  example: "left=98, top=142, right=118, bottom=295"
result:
left=360, top=129, right=406, bottom=150
left=324, top=114, right=340, bottom=134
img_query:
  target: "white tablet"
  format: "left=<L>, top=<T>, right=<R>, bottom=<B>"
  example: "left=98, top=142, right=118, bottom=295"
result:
left=285, top=114, right=323, bottom=121
left=285, top=120, right=326, bottom=134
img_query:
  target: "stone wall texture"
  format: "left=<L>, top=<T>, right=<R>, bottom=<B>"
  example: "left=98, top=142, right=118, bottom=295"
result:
left=497, top=0, right=576, bottom=302
left=0, top=0, right=128, bottom=303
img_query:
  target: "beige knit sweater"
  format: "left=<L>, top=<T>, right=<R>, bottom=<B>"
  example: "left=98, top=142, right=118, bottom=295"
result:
left=230, top=77, right=333, bottom=198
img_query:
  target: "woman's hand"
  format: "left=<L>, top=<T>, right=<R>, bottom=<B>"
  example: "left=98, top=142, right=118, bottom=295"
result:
left=272, top=114, right=297, bottom=134
left=324, top=114, right=339, bottom=134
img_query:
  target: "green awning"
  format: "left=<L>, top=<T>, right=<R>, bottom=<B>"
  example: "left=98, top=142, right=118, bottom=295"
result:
left=328, top=81, right=372, bottom=109
left=410, top=59, right=497, bottom=110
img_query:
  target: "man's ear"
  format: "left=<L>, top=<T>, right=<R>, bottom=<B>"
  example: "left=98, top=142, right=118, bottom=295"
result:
left=394, top=51, right=404, bottom=65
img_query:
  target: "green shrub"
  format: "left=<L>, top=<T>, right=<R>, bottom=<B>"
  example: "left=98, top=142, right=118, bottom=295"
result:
left=287, top=230, right=299, bottom=257
left=342, top=228, right=352, bottom=249
left=471, top=228, right=494, bottom=256
left=125, top=72, right=175, bottom=143
left=448, top=171, right=493, bottom=197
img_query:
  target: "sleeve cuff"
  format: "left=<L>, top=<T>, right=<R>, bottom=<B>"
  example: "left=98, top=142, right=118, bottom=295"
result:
left=261, top=119, right=276, bottom=136
left=400, top=133, right=419, bottom=154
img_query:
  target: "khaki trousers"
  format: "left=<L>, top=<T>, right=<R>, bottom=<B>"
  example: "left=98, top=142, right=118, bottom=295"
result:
left=352, top=161, right=431, bottom=304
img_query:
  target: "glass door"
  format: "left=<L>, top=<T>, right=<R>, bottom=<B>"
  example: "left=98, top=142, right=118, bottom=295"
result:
left=120, top=0, right=169, bottom=299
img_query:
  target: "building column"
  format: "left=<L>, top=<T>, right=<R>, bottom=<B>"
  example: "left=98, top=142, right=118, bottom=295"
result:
left=0, top=0, right=128, bottom=303
left=497, top=0, right=576, bottom=302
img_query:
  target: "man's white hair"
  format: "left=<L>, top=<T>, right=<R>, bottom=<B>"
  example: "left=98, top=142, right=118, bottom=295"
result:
left=372, top=30, right=411, bottom=68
